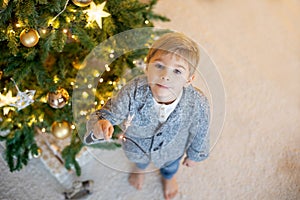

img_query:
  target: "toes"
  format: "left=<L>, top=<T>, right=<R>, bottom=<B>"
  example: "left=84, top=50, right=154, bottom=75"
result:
left=164, top=189, right=178, bottom=200
left=128, top=173, right=144, bottom=190
left=162, top=178, right=178, bottom=200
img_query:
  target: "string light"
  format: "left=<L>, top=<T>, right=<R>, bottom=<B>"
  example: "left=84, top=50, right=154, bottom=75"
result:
left=51, top=0, right=70, bottom=22
left=93, top=70, right=100, bottom=77
left=82, top=91, right=89, bottom=98
left=71, top=35, right=77, bottom=40
left=53, top=75, right=59, bottom=83
left=80, top=110, right=88, bottom=115
left=41, top=29, right=47, bottom=34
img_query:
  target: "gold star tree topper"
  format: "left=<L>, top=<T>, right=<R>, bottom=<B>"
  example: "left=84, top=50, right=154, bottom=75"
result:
left=85, top=1, right=111, bottom=29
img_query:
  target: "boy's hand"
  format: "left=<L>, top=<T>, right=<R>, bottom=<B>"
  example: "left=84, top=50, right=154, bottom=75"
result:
left=182, top=157, right=196, bottom=167
left=93, top=119, right=114, bottom=140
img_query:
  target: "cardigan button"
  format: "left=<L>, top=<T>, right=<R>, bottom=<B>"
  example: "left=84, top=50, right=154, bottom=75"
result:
left=156, top=132, right=162, bottom=136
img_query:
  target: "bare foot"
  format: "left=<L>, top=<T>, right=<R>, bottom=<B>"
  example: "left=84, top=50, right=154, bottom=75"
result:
left=128, top=167, right=145, bottom=190
left=162, top=177, right=178, bottom=200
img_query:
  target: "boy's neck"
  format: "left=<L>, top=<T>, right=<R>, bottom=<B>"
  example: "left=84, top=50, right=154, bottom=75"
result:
left=154, top=90, right=183, bottom=105
left=156, top=99, right=176, bottom=105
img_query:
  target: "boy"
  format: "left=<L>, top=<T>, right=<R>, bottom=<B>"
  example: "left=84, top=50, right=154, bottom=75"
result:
left=84, top=32, right=210, bottom=199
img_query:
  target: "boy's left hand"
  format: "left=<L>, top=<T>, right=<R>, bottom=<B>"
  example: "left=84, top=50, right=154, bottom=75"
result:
left=182, top=157, right=196, bottom=167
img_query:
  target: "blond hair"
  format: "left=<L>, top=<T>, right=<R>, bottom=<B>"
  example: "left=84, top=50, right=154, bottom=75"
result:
left=146, top=32, right=200, bottom=76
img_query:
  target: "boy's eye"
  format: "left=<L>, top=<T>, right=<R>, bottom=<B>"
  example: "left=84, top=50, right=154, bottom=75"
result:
left=155, top=63, right=164, bottom=69
left=174, top=69, right=182, bottom=74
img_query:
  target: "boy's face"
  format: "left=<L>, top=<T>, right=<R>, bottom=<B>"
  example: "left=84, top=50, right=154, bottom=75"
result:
left=146, top=52, right=194, bottom=104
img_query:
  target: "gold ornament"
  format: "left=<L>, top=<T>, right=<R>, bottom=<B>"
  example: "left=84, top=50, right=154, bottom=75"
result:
left=20, top=29, right=40, bottom=47
left=72, top=0, right=92, bottom=7
left=72, top=58, right=85, bottom=70
left=51, top=121, right=72, bottom=139
left=47, top=88, right=69, bottom=109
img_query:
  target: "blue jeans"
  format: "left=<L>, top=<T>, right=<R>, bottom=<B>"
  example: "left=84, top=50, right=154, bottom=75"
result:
left=136, top=156, right=182, bottom=179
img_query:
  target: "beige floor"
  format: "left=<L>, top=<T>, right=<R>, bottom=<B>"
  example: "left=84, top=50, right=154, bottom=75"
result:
left=1, top=0, right=300, bottom=199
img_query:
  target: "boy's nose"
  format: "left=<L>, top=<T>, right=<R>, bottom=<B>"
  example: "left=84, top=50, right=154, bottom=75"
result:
left=160, top=69, right=170, bottom=81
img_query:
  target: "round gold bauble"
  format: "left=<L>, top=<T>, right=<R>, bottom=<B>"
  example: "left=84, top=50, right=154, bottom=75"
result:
left=51, top=121, right=72, bottom=139
left=72, top=58, right=85, bottom=70
left=72, top=0, right=92, bottom=7
left=20, top=29, right=40, bottom=47
left=32, top=148, right=42, bottom=158
left=47, top=88, right=70, bottom=109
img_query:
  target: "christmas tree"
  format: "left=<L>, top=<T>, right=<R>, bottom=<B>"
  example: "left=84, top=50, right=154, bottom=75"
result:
left=0, top=0, right=168, bottom=175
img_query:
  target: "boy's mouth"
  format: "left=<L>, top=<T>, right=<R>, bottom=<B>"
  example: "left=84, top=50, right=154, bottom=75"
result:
left=156, top=84, right=169, bottom=89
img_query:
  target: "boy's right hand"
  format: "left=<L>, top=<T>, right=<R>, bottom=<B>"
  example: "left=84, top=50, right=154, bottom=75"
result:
left=92, top=119, right=114, bottom=140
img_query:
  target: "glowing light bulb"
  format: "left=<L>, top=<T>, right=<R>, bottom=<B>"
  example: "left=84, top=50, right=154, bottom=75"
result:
left=82, top=91, right=89, bottom=98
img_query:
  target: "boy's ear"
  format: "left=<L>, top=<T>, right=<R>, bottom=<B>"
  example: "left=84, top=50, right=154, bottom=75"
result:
left=185, top=75, right=195, bottom=87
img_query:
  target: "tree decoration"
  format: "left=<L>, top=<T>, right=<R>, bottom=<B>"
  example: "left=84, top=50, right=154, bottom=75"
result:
left=9, top=79, right=36, bottom=111
left=51, top=121, right=72, bottom=140
left=72, top=58, right=85, bottom=70
left=47, top=88, right=70, bottom=109
left=0, top=0, right=169, bottom=176
left=0, top=91, right=17, bottom=107
left=85, top=1, right=111, bottom=29
left=3, top=106, right=15, bottom=115
left=32, top=148, right=42, bottom=158
left=72, top=0, right=93, bottom=7
left=19, top=29, right=40, bottom=47
left=0, top=0, right=9, bottom=13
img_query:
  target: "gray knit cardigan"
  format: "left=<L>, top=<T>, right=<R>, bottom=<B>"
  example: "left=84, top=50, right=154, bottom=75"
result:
left=86, top=75, right=210, bottom=168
